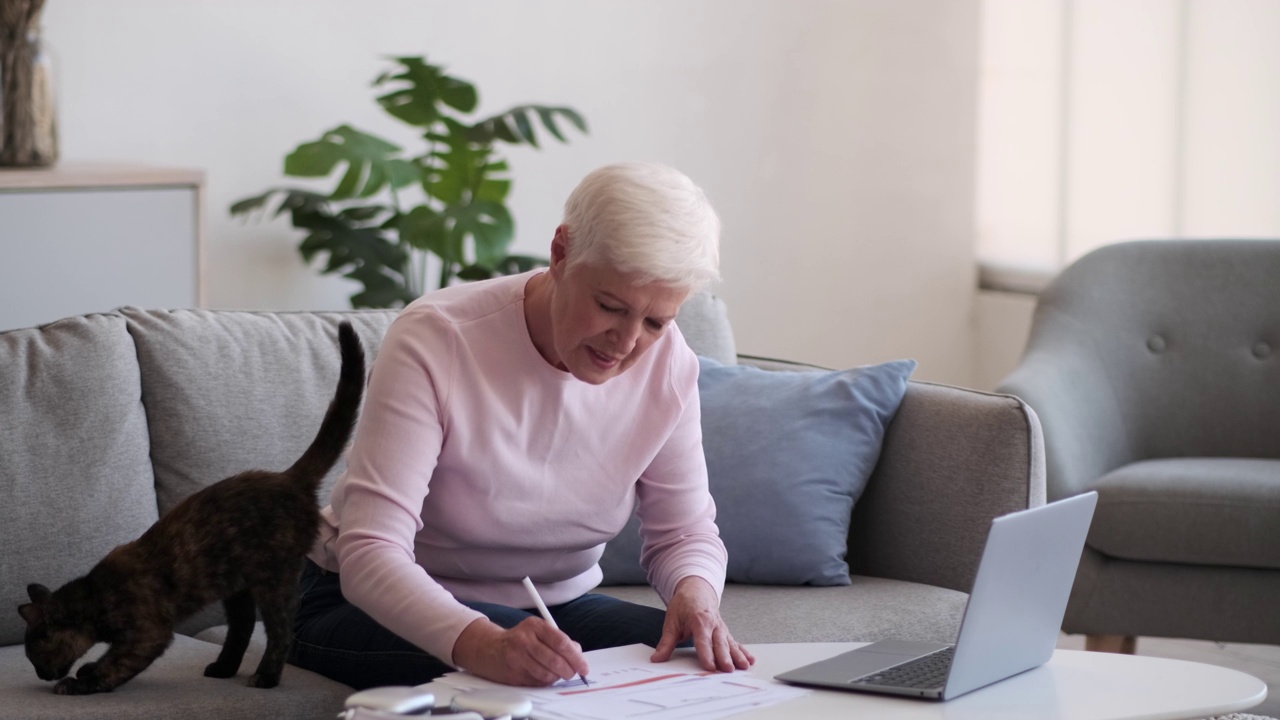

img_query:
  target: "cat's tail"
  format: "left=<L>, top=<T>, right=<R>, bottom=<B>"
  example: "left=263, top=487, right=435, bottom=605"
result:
left=286, top=321, right=366, bottom=492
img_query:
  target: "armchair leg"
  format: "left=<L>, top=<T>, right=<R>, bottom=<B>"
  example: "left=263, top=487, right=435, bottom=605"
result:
left=1086, top=634, right=1137, bottom=654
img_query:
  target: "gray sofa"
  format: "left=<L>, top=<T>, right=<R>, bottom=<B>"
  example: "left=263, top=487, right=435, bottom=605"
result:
left=1, top=295, right=1045, bottom=719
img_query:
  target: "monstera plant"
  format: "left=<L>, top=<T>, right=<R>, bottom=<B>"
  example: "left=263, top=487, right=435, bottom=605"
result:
left=232, top=56, right=587, bottom=308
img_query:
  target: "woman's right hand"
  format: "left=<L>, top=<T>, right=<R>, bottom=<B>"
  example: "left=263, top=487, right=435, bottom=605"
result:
left=452, top=617, right=590, bottom=686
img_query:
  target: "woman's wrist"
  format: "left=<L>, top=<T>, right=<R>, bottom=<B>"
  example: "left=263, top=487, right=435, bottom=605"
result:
left=452, top=617, right=503, bottom=668
left=673, top=574, right=718, bottom=601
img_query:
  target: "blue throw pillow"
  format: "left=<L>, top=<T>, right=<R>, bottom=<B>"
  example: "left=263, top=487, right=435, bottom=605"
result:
left=600, top=356, right=917, bottom=586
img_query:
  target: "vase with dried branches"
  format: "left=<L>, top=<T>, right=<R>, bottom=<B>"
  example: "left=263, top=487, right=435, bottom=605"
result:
left=0, top=0, right=58, bottom=167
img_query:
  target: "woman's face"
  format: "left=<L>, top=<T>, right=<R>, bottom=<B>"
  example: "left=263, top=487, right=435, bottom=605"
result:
left=546, top=257, right=690, bottom=386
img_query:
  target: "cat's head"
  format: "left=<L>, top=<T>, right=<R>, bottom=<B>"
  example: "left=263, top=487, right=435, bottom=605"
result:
left=17, top=583, right=94, bottom=681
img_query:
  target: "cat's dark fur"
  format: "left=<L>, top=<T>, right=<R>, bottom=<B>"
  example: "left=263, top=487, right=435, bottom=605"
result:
left=16, top=322, right=365, bottom=695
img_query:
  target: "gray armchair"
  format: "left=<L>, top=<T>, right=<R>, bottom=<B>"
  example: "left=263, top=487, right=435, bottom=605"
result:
left=997, top=239, right=1280, bottom=652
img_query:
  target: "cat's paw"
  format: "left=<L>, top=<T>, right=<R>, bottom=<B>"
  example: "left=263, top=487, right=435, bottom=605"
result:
left=75, top=662, right=98, bottom=680
left=53, top=677, right=95, bottom=695
left=247, top=671, right=280, bottom=689
left=204, top=661, right=237, bottom=679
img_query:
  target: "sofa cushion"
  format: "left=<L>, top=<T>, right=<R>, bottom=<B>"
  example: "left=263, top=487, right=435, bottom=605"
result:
left=600, top=576, right=966, bottom=645
left=121, top=308, right=396, bottom=516
left=1088, top=457, right=1280, bottom=569
left=0, top=635, right=351, bottom=719
left=601, top=357, right=917, bottom=586
left=674, top=291, right=736, bottom=365
left=0, top=314, right=159, bottom=645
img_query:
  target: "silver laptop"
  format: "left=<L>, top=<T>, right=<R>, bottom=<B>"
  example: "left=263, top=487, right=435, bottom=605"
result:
left=775, top=491, right=1098, bottom=701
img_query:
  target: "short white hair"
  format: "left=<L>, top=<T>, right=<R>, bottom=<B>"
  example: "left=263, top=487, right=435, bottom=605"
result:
left=561, top=162, right=721, bottom=290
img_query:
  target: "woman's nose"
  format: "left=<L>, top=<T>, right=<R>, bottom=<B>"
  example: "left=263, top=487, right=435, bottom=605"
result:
left=608, top=319, right=643, bottom=354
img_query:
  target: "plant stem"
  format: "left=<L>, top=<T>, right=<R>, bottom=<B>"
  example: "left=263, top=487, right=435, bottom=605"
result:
left=417, top=249, right=428, bottom=297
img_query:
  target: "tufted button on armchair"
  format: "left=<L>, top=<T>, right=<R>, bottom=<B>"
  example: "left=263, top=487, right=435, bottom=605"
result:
left=997, top=239, right=1280, bottom=653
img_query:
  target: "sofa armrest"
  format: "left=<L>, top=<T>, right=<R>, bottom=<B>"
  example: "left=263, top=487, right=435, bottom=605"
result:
left=847, top=381, right=1046, bottom=594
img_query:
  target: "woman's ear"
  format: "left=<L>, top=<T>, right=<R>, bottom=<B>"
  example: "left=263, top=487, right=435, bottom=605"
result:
left=549, top=225, right=570, bottom=278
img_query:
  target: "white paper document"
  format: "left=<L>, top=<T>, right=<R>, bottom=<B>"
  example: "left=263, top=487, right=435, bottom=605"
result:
left=433, top=643, right=808, bottom=720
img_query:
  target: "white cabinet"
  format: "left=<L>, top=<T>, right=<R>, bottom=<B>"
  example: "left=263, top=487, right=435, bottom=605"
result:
left=0, top=164, right=204, bottom=331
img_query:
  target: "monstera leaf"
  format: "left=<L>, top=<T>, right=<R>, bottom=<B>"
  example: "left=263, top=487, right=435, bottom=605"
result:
left=232, top=189, right=414, bottom=308
left=399, top=198, right=514, bottom=287
left=231, top=55, right=587, bottom=307
left=423, top=117, right=495, bottom=205
left=285, top=125, right=421, bottom=200
left=375, top=56, right=478, bottom=126
left=450, top=200, right=515, bottom=268
left=469, top=105, right=588, bottom=148
left=456, top=254, right=547, bottom=282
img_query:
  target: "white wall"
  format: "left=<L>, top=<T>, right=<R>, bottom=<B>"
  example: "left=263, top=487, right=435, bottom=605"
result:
left=43, top=0, right=979, bottom=385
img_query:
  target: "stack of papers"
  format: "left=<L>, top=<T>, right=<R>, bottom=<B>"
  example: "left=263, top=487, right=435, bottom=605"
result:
left=432, top=644, right=807, bottom=720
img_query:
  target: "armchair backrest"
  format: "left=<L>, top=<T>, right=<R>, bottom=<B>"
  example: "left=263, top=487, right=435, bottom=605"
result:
left=1011, top=239, right=1280, bottom=482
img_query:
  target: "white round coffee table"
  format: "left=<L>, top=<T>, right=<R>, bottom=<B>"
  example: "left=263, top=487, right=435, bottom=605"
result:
left=740, top=642, right=1268, bottom=720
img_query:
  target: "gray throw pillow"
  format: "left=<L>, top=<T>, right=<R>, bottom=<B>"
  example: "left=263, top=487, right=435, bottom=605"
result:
left=600, top=356, right=916, bottom=586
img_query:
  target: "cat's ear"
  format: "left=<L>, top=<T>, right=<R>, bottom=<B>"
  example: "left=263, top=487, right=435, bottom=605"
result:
left=17, top=602, right=42, bottom=625
left=27, top=584, right=50, bottom=604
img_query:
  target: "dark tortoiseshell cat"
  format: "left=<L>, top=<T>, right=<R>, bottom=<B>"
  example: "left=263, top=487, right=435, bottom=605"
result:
left=17, top=322, right=365, bottom=695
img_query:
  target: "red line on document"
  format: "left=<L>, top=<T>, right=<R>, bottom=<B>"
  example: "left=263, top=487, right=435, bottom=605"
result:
left=557, top=673, right=690, bottom=696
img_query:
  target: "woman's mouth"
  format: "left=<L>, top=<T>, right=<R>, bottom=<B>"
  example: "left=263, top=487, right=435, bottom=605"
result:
left=587, top=346, right=620, bottom=369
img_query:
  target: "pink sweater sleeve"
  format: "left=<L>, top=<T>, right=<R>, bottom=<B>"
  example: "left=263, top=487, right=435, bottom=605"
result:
left=328, top=312, right=485, bottom=665
left=636, top=351, right=728, bottom=602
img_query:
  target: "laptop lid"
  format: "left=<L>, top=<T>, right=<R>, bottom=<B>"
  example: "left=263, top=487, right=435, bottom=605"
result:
left=772, top=492, right=1098, bottom=701
left=942, top=491, right=1097, bottom=699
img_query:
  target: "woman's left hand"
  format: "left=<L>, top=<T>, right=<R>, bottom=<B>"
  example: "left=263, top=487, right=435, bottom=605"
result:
left=650, top=576, right=755, bottom=672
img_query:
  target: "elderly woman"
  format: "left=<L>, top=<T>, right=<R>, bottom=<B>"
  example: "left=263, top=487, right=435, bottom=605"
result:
left=291, top=162, right=753, bottom=690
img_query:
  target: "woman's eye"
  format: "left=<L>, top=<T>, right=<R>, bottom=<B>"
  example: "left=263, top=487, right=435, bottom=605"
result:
left=599, top=303, right=624, bottom=314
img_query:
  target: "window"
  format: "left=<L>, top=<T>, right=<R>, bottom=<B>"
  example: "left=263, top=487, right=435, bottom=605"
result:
left=977, top=0, right=1280, bottom=293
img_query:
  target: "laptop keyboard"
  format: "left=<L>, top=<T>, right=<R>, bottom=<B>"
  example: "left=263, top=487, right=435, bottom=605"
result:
left=854, top=646, right=955, bottom=689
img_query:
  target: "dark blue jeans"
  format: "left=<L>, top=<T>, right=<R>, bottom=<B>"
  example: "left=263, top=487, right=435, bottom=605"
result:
left=289, top=560, right=669, bottom=690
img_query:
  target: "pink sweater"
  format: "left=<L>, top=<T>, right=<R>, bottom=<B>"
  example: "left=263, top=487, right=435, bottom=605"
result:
left=309, top=271, right=727, bottom=664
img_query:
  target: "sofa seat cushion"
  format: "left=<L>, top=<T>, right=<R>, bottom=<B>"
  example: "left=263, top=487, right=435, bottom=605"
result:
left=0, top=634, right=351, bottom=720
left=0, top=314, right=160, bottom=645
left=1088, top=457, right=1280, bottom=568
left=600, top=576, right=967, bottom=645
